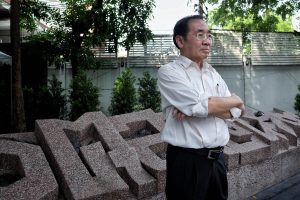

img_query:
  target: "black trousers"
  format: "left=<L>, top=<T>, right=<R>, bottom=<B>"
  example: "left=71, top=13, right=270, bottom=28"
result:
left=165, top=144, right=228, bottom=200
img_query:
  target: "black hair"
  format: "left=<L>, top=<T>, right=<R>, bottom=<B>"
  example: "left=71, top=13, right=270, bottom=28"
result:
left=173, top=15, right=204, bottom=49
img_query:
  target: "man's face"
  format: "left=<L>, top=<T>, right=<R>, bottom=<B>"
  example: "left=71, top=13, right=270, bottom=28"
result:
left=177, top=19, right=213, bottom=63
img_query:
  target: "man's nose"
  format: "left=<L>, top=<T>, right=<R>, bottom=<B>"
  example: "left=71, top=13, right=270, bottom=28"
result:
left=202, top=39, right=211, bottom=45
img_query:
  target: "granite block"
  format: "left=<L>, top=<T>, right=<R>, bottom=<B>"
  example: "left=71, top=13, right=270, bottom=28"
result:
left=109, top=109, right=164, bottom=139
left=0, top=132, right=38, bottom=145
left=1, top=108, right=299, bottom=200
left=0, top=140, right=58, bottom=200
left=223, top=143, right=240, bottom=170
left=127, top=134, right=167, bottom=193
left=35, top=119, right=122, bottom=200
left=108, top=146, right=156, bottom=199
left=79, top=142, right=133, bottom=199
left=227, top=120, right=253, bottom=143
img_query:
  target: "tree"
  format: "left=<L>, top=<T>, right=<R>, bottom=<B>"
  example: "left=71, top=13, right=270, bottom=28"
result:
left=188, top=0, right=208, bottom=19
left=11, top=0, right=26, bottom=132
left=32, top=0, right=155, bottom=79
left=69, top=71, right=100, bottom=121
left=194, top=0, right=299, bottom=53
left=20, top=0, right=57, bottom=32
left=6, top=0, right=57, bottom=132
left=7, top=0, right=155, bottom=131
left=23, top=76, right=67, bottom=130
left=109, top=68, right=137, bottom=115
left=295, top=85, right=300, bottom=116
left=137, top=71, right=161, bottom=112
left=205, top=0, right=299, bottom=32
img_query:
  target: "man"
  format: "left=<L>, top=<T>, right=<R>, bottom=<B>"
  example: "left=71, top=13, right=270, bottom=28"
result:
left=157, top=15, right=245, bottom=200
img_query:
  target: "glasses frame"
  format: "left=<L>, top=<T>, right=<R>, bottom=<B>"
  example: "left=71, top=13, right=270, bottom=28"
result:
left=190, top=31, right=214, bottom=42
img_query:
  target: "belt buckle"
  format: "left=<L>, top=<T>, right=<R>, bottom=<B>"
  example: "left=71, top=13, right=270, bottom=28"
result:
left=207, top=149, right=222, bottom=159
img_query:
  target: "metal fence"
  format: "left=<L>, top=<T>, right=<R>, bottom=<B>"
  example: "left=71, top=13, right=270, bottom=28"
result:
left=90, top=30, right=246, bottom=69
left=251, top=32, right=300, bottom=66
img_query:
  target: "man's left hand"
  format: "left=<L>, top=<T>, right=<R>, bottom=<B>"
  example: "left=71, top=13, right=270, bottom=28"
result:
left=172, top=107, right=186, bottom=121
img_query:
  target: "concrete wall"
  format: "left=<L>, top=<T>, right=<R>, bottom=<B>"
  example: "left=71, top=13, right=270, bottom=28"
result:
left=48, top=63, right=300, bottom=115
left=215, top=65, right=300, bottom=113
left=243, top=65, right=300, bottom=113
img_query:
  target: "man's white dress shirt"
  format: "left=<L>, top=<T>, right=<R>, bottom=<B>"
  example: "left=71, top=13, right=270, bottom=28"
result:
left=158, top=55, right=239, bottom=149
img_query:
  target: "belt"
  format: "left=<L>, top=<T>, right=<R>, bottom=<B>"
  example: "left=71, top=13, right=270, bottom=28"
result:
left=168, top=144, right=224, bottom=160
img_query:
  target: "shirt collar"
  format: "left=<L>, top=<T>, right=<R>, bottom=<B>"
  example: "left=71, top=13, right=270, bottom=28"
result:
left=176, top=55, right=215, bottom=72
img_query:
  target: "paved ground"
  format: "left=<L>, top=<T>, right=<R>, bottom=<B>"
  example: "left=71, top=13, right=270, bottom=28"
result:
left=247, top=172, right=300, bottom=200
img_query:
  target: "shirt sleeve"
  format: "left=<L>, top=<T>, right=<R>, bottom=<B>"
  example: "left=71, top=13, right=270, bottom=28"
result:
left=158, top=65, right=209, bottom=117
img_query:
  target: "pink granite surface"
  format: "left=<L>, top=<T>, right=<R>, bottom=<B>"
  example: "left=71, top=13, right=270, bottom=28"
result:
left=0, top=108, right=300, bottom=200
left=0, top=140, right=58, bottom=200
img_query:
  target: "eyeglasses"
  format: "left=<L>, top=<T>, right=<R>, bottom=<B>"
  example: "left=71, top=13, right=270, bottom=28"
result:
left=191, top=32, right=214, bottom=41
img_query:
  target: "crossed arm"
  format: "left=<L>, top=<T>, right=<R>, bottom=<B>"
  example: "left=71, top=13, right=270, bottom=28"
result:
left=158, top=66, right=245, bottom=121
left=173, top=94, right=245, bottom=121
left=208, top=94, right=245, bottom=118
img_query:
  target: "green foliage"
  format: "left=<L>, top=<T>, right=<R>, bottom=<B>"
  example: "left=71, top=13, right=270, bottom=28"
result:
left=137, top=71, right=161, bottom=112
left=295, top=85, right=300, bottom=116
left=26, top=30, right=71, bottom=68
left=20, top=0, right=58, bottom=32
left=69, top=72, right=100, bottom=121
left=48, top=75, right=68, bottom=119
left=109, top=68, right=137, bottom=115
left=276, top=16, right=294, bottom=32
left=207, top=0, right=299, bottom=32
left=26, top=0, right=155, bottom=76
left=206, top=0, right=298, bottom=54
left=23, top=75, right=67, bottom=130
left=21, top=1, right=156, bottom=120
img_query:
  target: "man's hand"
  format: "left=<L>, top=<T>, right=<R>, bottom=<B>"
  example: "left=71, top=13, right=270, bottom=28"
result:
left=172, top=107, right=186, bottom=121
left=231, top=93, right=245, bottom=116
left=238, top=103, right=245, bottom=116
left=208, top=94, right=245, bottom=119
left=172, top=94, right=245, bottom=121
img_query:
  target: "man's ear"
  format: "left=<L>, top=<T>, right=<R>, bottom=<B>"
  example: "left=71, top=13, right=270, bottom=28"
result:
left=175, top=35, right=184, bottom=49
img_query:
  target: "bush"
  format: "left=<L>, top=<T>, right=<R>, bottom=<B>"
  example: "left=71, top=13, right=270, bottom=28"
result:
left=23, top=75, right=66, bottom=130
left=48, top=75, right=67, bottom=119
left=295, top=85, right=300, bottom=116
left=69, top=72, right=100, bottom=120
left=109, top=68, right=137, bottom=115
left=137, top=71, right=161, bottom=112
